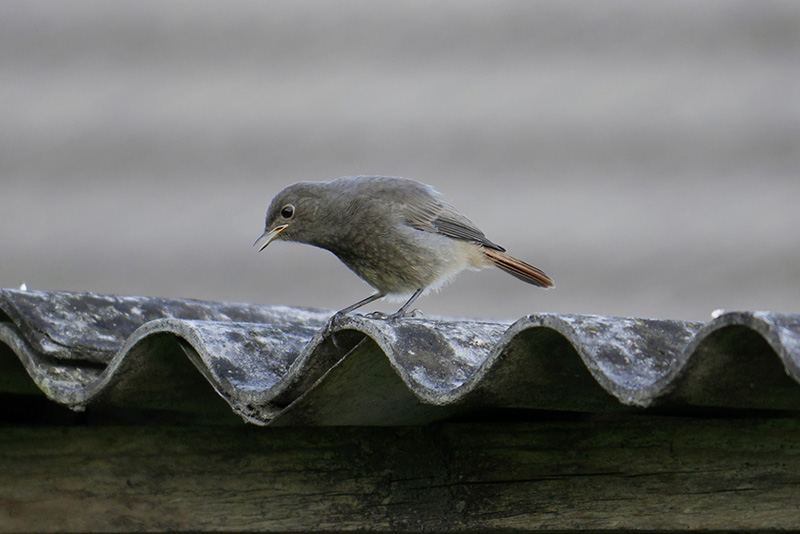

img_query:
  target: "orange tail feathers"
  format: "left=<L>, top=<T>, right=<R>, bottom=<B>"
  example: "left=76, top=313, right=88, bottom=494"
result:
left=482, top=248, right=554, bottom=288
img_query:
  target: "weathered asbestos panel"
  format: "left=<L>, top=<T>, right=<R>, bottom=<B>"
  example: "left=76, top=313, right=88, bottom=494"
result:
left=1, top=289, right=800, bottom=425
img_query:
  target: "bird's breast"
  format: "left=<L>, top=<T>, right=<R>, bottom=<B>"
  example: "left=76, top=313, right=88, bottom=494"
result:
left=329, top=223, right=488, bottom=295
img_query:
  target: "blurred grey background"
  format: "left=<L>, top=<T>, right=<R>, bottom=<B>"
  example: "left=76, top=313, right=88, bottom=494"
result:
left=1, top=1, right=798, bottom=322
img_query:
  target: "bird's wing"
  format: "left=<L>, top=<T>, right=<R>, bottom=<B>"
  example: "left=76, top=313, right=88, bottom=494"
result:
left=400, top=189, right=505, bottom=252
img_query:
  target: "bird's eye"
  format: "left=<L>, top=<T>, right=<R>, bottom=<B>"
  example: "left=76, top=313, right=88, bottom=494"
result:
left=280, top=204, right=295, bottom=219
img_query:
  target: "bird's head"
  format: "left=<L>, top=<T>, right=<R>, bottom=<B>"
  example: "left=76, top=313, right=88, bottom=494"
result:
left=253, top=182, right=327, bottom=251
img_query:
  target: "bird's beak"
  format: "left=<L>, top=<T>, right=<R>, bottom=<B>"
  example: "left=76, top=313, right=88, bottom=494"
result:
left=253, top=224, right=288, bottom=252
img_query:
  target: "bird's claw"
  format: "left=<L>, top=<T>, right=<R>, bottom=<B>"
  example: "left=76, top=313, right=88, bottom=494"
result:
left=335, top=308, right=424, bottom=321
left=383, top=308, right=424, bottom=321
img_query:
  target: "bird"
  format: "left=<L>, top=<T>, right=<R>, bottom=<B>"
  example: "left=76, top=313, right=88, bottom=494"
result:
left=254, top=175, right=553, bottom=318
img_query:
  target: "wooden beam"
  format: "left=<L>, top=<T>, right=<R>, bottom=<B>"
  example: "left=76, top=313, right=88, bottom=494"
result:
left=1, top=417, right=799, bottom=532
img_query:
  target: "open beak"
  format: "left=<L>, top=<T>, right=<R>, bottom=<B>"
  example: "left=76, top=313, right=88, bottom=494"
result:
left=253, top=224, right=288, bottom=252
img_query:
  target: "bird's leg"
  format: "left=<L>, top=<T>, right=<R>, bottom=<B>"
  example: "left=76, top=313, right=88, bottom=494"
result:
left=389, top=288, right=425, bottom=320
left=336, top=291, right=386, bottom=316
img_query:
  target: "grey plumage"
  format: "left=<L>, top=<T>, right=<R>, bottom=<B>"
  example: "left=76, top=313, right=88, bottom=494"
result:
left=255, top=175, right=553, bottom=317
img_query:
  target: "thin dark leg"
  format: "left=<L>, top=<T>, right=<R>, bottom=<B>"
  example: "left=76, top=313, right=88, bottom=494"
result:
left=390, top=288, right=425, bottom=319
left=337, top=292, right=385, bottom=315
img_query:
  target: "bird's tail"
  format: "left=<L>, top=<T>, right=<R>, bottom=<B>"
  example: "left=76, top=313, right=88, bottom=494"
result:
left=482, top=248, right=554, bottom=288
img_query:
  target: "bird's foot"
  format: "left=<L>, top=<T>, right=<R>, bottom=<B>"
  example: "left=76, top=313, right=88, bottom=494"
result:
left=331, top=309, right=398, bottom=321
left=384, top=308, right=423, bottom=321
left=365, top=310, right=391, bottom=320
left=331, top=310, right=348, bottom=322
left=352, top=308, right=424, bottom=321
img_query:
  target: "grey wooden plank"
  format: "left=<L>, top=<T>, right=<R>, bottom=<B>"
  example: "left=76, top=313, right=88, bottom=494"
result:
left=1, top=418, right=799, bottom=532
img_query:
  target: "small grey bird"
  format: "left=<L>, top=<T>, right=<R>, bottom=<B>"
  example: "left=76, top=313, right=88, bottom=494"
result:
left=255, top=175, right=553, bottom=318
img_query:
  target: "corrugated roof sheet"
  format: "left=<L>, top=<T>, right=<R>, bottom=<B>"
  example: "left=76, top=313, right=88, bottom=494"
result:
left=1, top=289, right=799, bottom=425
